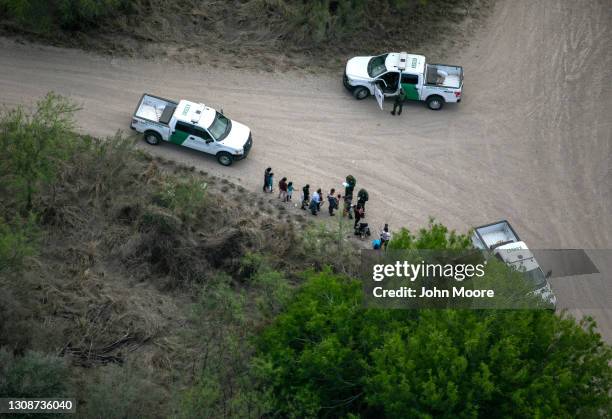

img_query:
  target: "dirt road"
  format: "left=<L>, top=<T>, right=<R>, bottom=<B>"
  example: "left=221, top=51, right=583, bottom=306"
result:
left=1, top=2, right=610, bottom=333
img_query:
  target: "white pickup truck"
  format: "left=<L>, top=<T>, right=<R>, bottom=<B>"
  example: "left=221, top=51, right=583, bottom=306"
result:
left=343, top=52, right=463, bottom=110
left=471, top=220, right=556, bottom=309
left=131, top=94, right=253, bottom=166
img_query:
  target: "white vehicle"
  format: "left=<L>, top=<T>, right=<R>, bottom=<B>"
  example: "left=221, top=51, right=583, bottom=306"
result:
left=472, top=220, right=557, bottom=309
left=131, top=94, right=253, bottom=166
left=343, top=52, right=463, bottom=110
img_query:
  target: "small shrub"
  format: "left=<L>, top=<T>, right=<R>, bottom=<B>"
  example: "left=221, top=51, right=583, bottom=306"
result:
left=154, top=176, right=208, bottom=222
left=0, top=92, right=79, bottom=212
left=298, top=218, right=358, bottom=274
left=0, top=215, right=38, bottom=272
left=389, top=217, right=472, bottom=250
left=0, top=0, right=131, bottom=31
left=0, top=348, right=69, bottom=400
left=80, top=364, right=167, bottom=419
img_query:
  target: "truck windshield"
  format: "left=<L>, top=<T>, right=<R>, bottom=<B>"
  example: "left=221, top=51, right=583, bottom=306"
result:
left=368, top=54, right=388, bottom=78
left=523, top=268, right=547, bottom=290
left=208, top=112, right=231, bottom=141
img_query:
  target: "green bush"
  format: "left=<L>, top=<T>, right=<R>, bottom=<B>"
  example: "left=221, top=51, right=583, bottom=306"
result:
left=254, top=269, right=612, bottom=418
left=0, top=215, right=37, bottom=272
left=80, top=364, right=167, bottom=419
left=0, top=0, right=130, bottom=31
left=154, top=176, right=208, bottom=222
left=0, top=348, right=69, bottom=403
left=252, top=221, right=612, bottom=417
left=0, top=92, right=78, bottom=212
left=179, top=274, right=270, bottom=418
left=389, top=217, right=472, bottom=250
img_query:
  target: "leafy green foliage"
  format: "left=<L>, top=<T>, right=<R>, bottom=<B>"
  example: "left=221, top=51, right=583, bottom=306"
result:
left=0, top=92, right=78, bottom=212
left=0, top=0, right=130, bottom=31
left=255, top=270, right=612, bottom=418
left=0, top=215, right=37, bottom=272
left=0, top=93, right=78, bottom=272
left=179, top=271, right=283, bottom=418
left=253, top=222, right=612, bottom=417
left=299, top=218, right=358, bottom=274
left=389, top=217, right=472, bottom=250
left=80, top=364, right=167, bottom=419
left=0, top=348, right=69, bottom=401
left=154, top=176, right=208, bottom=222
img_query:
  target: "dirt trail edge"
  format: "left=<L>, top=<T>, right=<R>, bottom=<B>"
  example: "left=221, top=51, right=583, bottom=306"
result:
left=1, top=1, right=610, bottom=336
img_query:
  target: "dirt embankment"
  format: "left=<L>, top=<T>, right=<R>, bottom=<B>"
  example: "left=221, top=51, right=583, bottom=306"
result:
left=0, top=0, right=492, bottom=71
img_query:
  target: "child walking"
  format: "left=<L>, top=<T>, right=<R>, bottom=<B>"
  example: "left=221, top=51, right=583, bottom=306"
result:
left=287, top=182, right=294, bottom=202
left=267, top=172, right=274, bottom=193
left=380, top=224, right=391, bottom=250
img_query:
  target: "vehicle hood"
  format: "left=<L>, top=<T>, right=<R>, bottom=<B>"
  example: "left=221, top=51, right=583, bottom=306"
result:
left=530, top=282, right=557, bottom=309
left=220, top=120, right=250, bottom=149
left=345, top=56, right=373, bottom=81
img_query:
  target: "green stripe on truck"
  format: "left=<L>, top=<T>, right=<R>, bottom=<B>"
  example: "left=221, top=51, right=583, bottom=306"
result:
left=170, top=129, right=189, bottom=145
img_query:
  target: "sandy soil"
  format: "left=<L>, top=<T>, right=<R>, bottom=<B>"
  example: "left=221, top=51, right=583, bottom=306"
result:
left=1, top=1, right=610, bottom=336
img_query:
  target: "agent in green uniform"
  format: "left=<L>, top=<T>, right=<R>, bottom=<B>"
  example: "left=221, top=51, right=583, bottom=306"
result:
left=391, top=88, right=407, bottom=116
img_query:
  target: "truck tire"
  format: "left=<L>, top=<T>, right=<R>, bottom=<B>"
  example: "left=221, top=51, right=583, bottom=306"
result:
left=353, top=87, right=370, bottom=100
left=144, top=131, right=162, bottom=145
left=216, top=152, right=233, bottom=166
left=426, top=95, right=444, bottom=110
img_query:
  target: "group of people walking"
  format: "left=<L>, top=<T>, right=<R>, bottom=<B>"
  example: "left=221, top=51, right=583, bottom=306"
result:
left=263, top=167, right=391, bottom=249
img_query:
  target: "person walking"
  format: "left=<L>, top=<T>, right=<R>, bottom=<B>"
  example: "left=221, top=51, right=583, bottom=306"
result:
left=343, top=175, right=356, bottom=219
left=357, top=188, right=369, bottom=210
left=278, top=177, right=288, bottom=201
left=391, top=88, right=407, bottom=116
left=380, top=224, right=391, bottom=250
left=287, top=181, right=294, bottom=202
left=316, top=188, right=323, bottom=211
left=309, top=188, right=321, bottom=215
left=309, top=188, right=320, bottom=215
left=263, top=167, right=272, bottom=192
left=301, top=184, right=310, bottom=210
left=327, top=188, right=338, bottom=216
left=267, top=172, right=274, bottom=193
left=353, top=202, right=365, bottom=229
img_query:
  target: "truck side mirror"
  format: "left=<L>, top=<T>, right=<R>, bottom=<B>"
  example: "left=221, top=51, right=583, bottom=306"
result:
left=545, top=270, right=552, bottom=279
left=220, top=108, right=224, bottom=115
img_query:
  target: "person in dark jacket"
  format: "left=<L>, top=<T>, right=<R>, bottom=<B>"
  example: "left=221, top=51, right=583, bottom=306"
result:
left=357, top=188, right=369, bottom=210
left=278, top=177, right=288, bottom=201
left=343, top=175, right=356, bottom=219
left=327, top=188, right=337, bottom=216
left=263, top=167, right=272, bottom=192
left=301, top=184, right=310, bottom=210
left=353, top=202, right=365, bottom=229
left=391, top=88, right=407, bottom=116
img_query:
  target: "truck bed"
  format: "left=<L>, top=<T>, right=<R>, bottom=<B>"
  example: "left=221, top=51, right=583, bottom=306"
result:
left=425, top=64, right=463, bottom=88
left=134, top=94, right=178, bottom=125
left=473, top=220, right=520, bottom=250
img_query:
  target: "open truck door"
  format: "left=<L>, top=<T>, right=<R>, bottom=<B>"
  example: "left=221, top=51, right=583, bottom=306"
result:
left=374, top=83, right=384, bottom=110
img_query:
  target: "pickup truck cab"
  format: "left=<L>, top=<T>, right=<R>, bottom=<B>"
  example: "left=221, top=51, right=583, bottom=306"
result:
left=343, top=52, right=463, bottom=110
left=472, top=220, right=557, bottom=309
left=131, top=94, right=252, bottom=166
